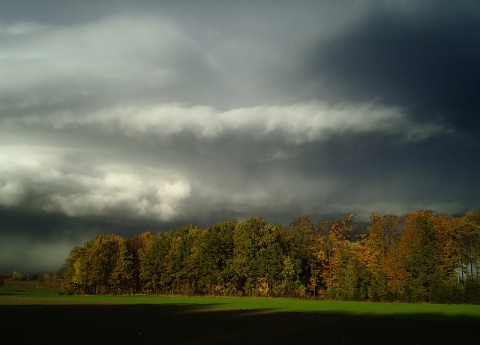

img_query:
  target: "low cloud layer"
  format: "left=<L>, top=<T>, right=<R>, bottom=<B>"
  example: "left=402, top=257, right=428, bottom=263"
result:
left=1, top=0, right=479, bottom=272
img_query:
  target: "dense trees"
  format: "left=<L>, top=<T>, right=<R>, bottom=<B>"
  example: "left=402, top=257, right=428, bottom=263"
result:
left=62, top=234, right=133, bottom=294
left=62, top=210, right=480, bottom=303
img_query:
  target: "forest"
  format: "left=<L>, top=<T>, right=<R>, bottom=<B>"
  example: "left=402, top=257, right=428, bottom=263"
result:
left=61, top=210, right=480, bottom=303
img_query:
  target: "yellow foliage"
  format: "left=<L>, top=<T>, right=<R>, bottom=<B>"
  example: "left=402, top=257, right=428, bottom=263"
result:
left=258, top=278, right=269, bottom=296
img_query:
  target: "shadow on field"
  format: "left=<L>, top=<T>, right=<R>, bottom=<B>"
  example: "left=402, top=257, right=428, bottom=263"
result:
left=1, top=303, right=479, bottom=345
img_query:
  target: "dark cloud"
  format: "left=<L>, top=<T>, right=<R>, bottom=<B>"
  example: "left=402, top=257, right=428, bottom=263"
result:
left=1, top=1, right=479, bottom=273
left=307, top=2, right=480, bottom=131
left=0, top=206, right=187, bottom=273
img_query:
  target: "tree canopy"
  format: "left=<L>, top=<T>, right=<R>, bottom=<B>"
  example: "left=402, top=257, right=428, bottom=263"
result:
left=62, top=210, right=480, bottom=303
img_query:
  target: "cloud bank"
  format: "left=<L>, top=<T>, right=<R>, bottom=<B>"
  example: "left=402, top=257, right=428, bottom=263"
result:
left=1, top=0, right=479, bottom=272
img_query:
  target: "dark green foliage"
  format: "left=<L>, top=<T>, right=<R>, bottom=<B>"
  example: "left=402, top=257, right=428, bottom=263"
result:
left=194, top=220, right=236, bottom=295
left=464, top=280, right=480, bottom=304
left=430, top=280, right=466, bottom=304
left=232, top=217, right=284, bottom=296
left=280, top=215, right=315, bottom=296
left=405, top=215, right=441, bottom=301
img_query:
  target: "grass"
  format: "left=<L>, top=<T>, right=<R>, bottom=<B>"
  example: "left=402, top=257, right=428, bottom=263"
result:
left=2, top=286, right=480, bottom=344
left=1, top=285, right=479, bottom=318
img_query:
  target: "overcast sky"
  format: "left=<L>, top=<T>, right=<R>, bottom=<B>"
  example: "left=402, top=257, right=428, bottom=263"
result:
left=1, top=0, right=479, bottom=273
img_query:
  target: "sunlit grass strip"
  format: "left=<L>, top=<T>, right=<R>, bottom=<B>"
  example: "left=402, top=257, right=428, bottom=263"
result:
left=1, top=286, right=479, bottom=318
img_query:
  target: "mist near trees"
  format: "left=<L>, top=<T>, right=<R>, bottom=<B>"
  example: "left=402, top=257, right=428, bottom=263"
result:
left=62, top=210, right=480, bottom=303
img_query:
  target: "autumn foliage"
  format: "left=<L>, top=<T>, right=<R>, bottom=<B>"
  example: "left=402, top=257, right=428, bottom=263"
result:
left=62, top=211, right=480, bottom=303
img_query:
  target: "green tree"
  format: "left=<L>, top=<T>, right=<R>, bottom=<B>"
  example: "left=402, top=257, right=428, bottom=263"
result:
left=109, top=236, right=134, bottom=294
left=161, top=225, right=201, bottom=295
left=233, top=217, right=283, bottom=296
left=404, top=213, right=441, bottom=301
left=127, top=231, right=153, bottom=293
left=364, top=214, right=400, bottom=301
left=182, top=225, right=202, bottom=295
left=62, top=246, right=87, bottom=294
left=280, top=215, right=315, bottom=297
left=195, top=220, right=236, bottom=295
left=321, top=215, right=360, bottom=299
left=139, top=233, right=169, bottom=294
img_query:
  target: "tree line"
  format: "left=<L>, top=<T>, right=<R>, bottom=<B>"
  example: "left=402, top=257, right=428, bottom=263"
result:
left=62, top=210, right=480, bottom=303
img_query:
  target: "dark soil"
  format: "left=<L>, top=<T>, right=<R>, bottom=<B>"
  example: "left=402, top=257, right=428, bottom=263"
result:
left=1, top=303, right=478, bottom=344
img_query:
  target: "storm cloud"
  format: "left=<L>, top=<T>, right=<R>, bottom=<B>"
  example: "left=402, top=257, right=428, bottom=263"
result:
left=1, top=1, right=479, bottom=272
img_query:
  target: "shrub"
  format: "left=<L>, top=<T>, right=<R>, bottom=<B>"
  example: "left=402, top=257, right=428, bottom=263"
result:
left=465, top=281, right=480, bottom=304
left=430, top=281, right=465, bottom=304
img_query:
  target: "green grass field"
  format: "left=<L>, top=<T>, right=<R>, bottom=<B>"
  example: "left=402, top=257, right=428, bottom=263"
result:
left=1, top=285, right=479, bottom=318
left=2, top=285, right=480, bottom=344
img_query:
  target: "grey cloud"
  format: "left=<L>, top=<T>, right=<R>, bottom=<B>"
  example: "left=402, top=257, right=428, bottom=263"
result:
left=306, top=1, right=480, bottom=131
left=0, top=98, right=453, bottom=225
left=1, top=1, right=479, bottom=273
left=0, top=15, right=224, bottom=113
left=1, top=102, right=447, bottom=143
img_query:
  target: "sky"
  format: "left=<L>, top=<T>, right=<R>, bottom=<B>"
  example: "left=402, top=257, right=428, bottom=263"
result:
left=1, top=0, right=480, bottom=273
